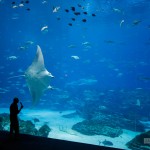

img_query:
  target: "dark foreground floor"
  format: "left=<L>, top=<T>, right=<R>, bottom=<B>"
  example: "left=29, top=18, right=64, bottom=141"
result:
left=0, top=131, right=123, bottom=150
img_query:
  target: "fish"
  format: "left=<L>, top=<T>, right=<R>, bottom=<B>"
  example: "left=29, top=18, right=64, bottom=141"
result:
left=25, top=0, right=29, bottom=4
left=82, top=19, right=86, bottom=22
left=74, top=12, right=80, bottom=16
left=71, top=55, right=80, bottom=59
left=120, top=19, right=125, bottom=27
left=25, top=45, right=54, bottom=105
left=41, top=25, right=48, bottom=32
left=19, top=4, right=24, bottom=7
left=65, top=9, right=69, bottom=13
left=113, top=8, right=121, bottom=13
left=42, top=1, right=47, bottom=4
left=71, top=18, right=75, bottom=21
left=71, top=6, right=75, bottom=11
left=133, top=20, right=141, bottom=26
left=68, top=44, right=76, bottom=48
left=92, top=13, right=96, bottom=17
left=26, top=8, right=30, bottom=11
left=7, top=56, right=18, bottom=60
left=68, top=23, right=72, bottom=26
left=83, top=12, right=87, bottom=15
left=82, top=41, right=91, bottom=46
left=53, top=6, right=60, bottom=13
left=8, top=45, right=54, bottom=105
left=12, top=5, right=18, bottom=8
left=26, top=41, right=34, bottom=45
left=11, top=1, right=30, bottom=10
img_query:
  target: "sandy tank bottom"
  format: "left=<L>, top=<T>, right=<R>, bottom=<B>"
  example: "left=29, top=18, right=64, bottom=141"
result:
left=0, top=108, right=140, bottom=150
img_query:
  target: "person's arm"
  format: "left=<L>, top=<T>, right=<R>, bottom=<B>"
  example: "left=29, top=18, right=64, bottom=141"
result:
left=17, top=102, right=23, bottom=114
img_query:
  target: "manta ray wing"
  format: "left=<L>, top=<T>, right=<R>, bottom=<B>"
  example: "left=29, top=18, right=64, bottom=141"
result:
left=25, top=45, right=54, bottom=105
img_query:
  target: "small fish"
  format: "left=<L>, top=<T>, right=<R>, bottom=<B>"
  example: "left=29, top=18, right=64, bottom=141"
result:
left=41, top=25, right=48, bottom=32
left=42, top=1, right=47, bottom=4
left=25, top=0, right=29, bottom=4
left=19, top=3, right=24, bottom=7
left=113, top=8, right=121, bottom=13
left=71, top=18, right=75, bottom=21
left=7, top=56, right=18, bottom=60
left=68, top=23, right=72, bottom=26
left=71, top=55, right=80, bottom=60
left=26, top=8, right=30, bottom=11
left=12, top=5, right=18, bottom=8
left=74, top=12, right=80, bottom=16
left=20, top=1, right=24, bottom=3
left=19, top=46, right=27, bottom=50
left=82, top=41, right=91, bottom=46
left=120, top=19, right=124, bottom=27
left=65, top=9, right=69, bottom=12
left=133, top=20, right=141, bottom=25
left=71, top=6, right=75, bottom=11
left=82, top=19, right=86, bottom=22
left=92, top=13, right=96, bottom=17
left=26, top=41, right=34, bottom=45
left=68, top=44, right=76, bottom=48
left=53, top=6, right=60, bottom=13
left=12, top=2, right=15, bottom=4
left=83, top=12, right=87, bottom=15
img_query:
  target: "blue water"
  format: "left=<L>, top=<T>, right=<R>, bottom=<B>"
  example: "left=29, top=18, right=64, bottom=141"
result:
left=0, top=0, right=150, bottom=148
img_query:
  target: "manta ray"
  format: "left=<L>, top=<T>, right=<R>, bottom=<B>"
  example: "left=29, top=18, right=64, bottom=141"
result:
left=25, top=45, right=54, bottom=105
left=8, top=45, right=54, bottom=105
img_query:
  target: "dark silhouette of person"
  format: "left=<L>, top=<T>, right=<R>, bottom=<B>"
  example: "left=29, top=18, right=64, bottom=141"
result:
left=9, top=97, right=23, bottom=139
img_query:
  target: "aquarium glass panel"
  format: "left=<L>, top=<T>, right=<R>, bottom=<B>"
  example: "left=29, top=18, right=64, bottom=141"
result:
left=0, top=0, right=150, bottom=149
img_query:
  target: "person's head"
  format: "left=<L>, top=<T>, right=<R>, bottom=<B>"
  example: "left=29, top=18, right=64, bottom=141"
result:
left=13, top=97, right=19, bottom=104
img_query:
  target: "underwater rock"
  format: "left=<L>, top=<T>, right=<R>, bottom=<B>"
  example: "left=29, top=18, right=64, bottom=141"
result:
left=0, top=113, right=51, bottom=137
left=72, top=120, right=123, bottom=137
left=0, top=117, right=3, bottom=130
left=126, top=131, right=150, bottom=150
left=92, top=113, right=145, bottom=132
left=72, top=112, right=145, bottom=137
left=33, top=118, right=40, bottom=123
left=38, top=124, right=51, bottom=137
left=20, top=120, right=39, bottom=136
left=0, top=113, right=38, bottom=135
left=0, top=113, right=10, bottom=130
